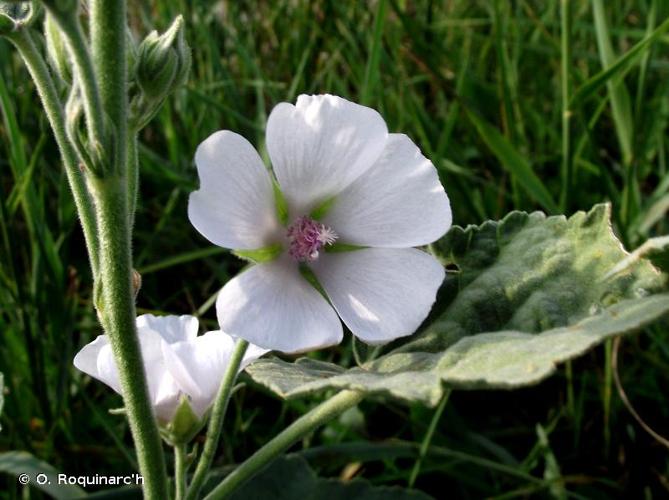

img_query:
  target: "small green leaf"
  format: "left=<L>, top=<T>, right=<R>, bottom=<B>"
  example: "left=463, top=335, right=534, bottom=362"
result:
left=247, top=205, right=669, bottom=405
left=233, top=243, right=283, bottom=264
left=227, top=455, right=432, bottom=500
left=0, top=451, right=86, bottom=499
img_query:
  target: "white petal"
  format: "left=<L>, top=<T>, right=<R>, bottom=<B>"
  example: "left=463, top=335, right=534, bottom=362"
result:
left=163, top=332, right=268, bottom=417
left=189, top=130, right=280, bottom=249
left=73, top=335, right=123, bottom=394
left=136, top=314, right=199, bottom=344
left=74, top=329, right=180, bottom=421
left=266, top=95, right=388, bottom=213
left=312, top=248, right=445, bottom=344
left=136, top=329, right=180, bottom=418
left=216, top=259, right=343, bottom=353
left=323, top=134, right=452, bottom=247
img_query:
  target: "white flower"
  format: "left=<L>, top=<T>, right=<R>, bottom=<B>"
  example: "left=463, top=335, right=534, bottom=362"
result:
left=188, top=94, right=451, bottom=353
left=73, top=314, right=267, bottom=422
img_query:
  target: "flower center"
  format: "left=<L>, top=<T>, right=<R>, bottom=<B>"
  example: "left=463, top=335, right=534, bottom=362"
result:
left=286, top=216, right=338, bottom=262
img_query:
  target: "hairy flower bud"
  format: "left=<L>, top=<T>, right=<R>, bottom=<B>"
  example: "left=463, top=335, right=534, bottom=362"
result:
left=136, top=15, right=191, bottom=102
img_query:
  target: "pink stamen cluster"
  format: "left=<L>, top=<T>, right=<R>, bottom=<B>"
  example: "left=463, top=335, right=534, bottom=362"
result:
left=287, top=216, right=338, bottom=262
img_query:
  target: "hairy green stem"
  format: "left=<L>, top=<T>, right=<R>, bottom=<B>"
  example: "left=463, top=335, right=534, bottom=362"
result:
left=204, top=390, right=364, bottom=499
left=408, top=389, right=451, bottom=487
left=186, top=340, right=249, bottom=500
left=6, top=28, right=99, bottom=275
left=88, top=2, right=168, bottom=497
left=90, top=0, right=127, bottom=177
left=127, top=133, right=139, bottom=229
left=175, top=444, right=187, bottom=500
left=42, top=5, right=105, bottom=149
left=91, top=176, right=168, bottom=499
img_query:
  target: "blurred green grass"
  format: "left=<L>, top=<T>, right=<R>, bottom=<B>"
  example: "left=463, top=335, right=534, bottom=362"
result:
left=1, top=0, right=669, bottom=498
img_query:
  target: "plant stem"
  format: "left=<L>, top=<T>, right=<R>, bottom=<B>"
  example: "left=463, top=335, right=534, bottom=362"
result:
left=204, top=390, right=364, bottom=499
left=175, top=444, right=187, bottom=500
left=42, top=5, right=105, bottom=149
left=89, top=2, right=168, bottom=497
left=603, top=338, right=613, bottom=456
left=90, top=0, right=127, bottom=177
left=127, top=133, right=139, bottom=229
left=90, top=176, right=168, bottom=499
left=408, top=389, right=450, bottom=487
left=186, top=340, right=249, bottom=500
left=559, top=0, right=572, bottom=212
left=6, top=29, right=99, bottom=276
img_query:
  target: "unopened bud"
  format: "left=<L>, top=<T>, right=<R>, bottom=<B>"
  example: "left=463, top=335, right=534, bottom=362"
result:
left=136, top=15, right=190, bottom=101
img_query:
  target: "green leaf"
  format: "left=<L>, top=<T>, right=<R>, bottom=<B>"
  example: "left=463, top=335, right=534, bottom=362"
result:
left=0, top=451, right=86, bottom=499
left=246, top=205, right=669, bottom=405
left=465, top=109, right=559, bottom=213
left=605, top=235, right=669, bottom=276
left=227, top=455, right=432, bottom=500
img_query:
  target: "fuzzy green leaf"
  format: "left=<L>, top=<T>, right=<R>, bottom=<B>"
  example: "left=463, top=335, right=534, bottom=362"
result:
left=247, top=205, right=669, bottom=405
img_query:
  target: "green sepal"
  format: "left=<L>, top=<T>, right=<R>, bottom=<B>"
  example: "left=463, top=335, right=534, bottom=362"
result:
left=272, top=179, right=289, bottom=225
left=159, top=395, right=206, bottom=446
left=233, top=243, right=283, bottom=264
left=299, top=264, right=328, bottom=300
left=310, top=196, right=336, bottom=220
left=326, top=242, right=367, bottom=253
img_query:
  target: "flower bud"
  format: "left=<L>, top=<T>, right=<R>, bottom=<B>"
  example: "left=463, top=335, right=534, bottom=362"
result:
left=136, top=15, right=190, bottom=102
left=44, top=13, right=72, bottom=84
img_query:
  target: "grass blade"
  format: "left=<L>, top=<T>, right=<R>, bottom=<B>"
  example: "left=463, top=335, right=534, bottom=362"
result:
left=466, top=109, right=559, bottom=213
